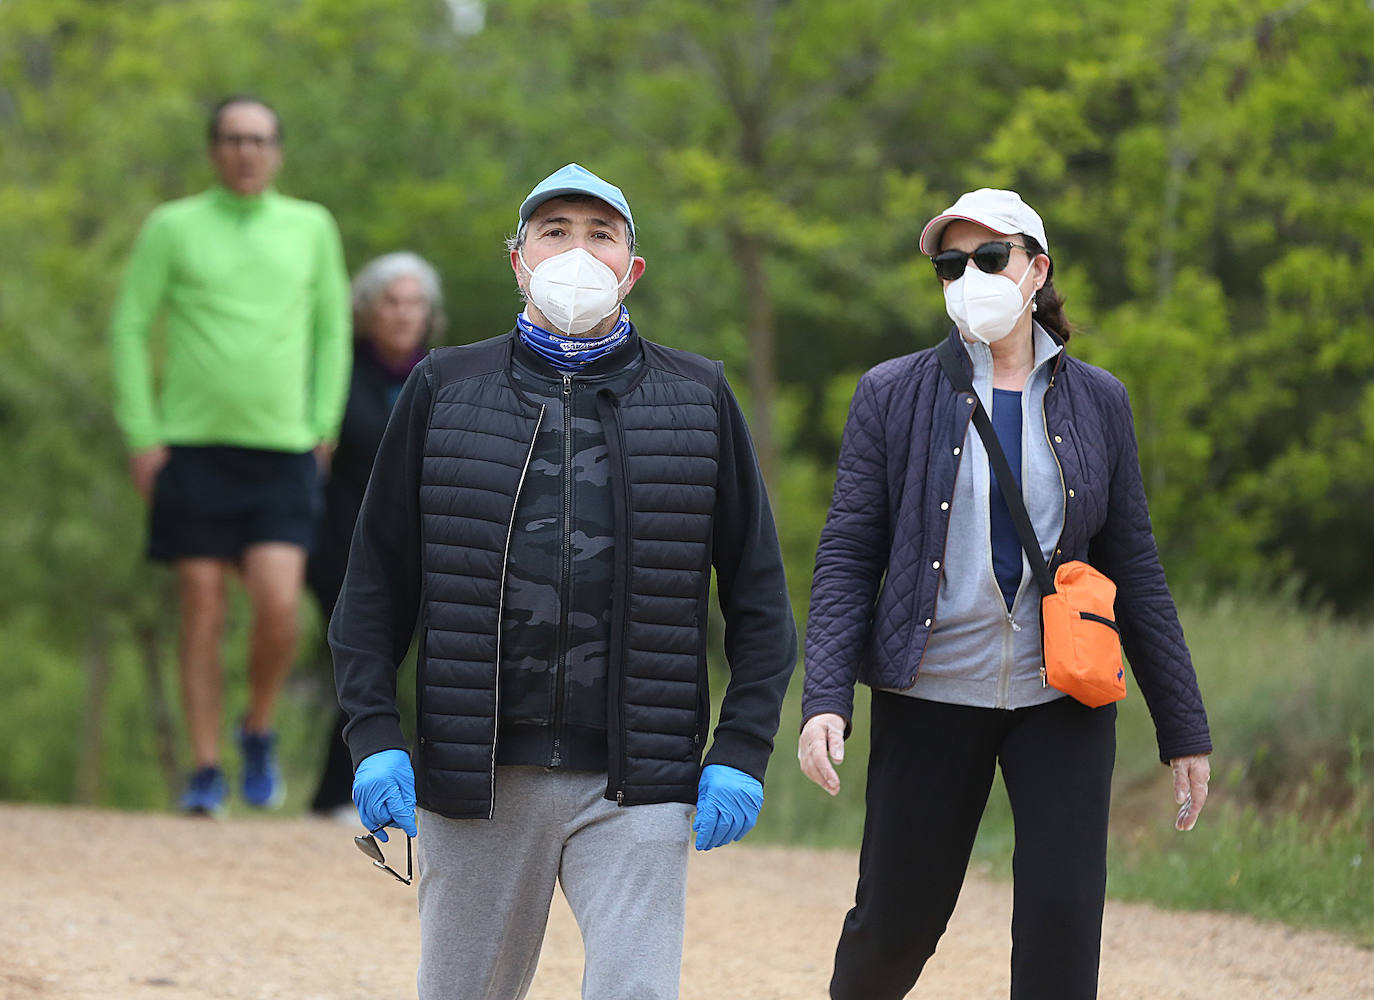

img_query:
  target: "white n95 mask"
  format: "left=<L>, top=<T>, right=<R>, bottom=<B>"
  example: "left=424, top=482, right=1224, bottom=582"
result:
left=519, top=247, right=633, bottom=336
left=943, top=263, right=1036, bottom=345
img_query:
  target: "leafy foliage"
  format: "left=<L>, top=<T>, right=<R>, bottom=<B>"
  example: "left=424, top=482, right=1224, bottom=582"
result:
left=1, top=3, right=1372, bottom=826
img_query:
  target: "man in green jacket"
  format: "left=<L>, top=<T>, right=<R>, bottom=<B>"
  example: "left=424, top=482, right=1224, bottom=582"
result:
left=108, top=95, right=351, bottom=814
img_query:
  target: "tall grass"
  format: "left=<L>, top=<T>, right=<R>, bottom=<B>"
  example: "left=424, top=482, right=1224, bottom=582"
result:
left=752, top=594, right=1374, bottom=942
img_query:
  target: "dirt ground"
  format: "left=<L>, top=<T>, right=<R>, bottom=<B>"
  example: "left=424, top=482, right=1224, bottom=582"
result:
left=1, top=804, right=1370, bottom=1000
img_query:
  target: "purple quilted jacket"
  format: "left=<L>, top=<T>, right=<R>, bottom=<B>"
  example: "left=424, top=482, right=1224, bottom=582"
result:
left=803, top=329, right=1212, bottom=763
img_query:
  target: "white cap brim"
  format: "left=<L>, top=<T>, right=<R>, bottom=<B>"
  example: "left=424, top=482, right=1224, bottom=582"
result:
left=919, top=212, right=1021, bottom=256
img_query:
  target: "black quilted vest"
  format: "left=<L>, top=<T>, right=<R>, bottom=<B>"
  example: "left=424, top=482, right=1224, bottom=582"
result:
left=416, top=333, right=721, bottom=818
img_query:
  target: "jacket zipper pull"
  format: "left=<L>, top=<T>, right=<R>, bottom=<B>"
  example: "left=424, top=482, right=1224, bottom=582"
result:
left=1039, top=665, right=1048, bottom=688
left=1007, top=612, right=1021, bottom=632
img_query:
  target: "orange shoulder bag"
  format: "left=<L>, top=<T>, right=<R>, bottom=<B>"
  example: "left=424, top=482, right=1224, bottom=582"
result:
left=938, top=339, right=1126, bottom=708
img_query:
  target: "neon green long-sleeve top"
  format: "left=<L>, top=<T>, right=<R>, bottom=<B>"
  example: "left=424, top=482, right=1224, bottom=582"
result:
left=109, top=186, right=352, bottom=452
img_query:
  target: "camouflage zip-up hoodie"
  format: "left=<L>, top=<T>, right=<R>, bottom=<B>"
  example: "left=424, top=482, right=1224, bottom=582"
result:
left=495, top=336, right=643, bottom=770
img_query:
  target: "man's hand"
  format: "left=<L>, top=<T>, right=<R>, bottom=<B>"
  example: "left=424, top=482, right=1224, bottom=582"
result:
left=313, top=440, right=336, bottom=474
left=1170, top=753, right=1210, bottom=832
left=129, top=445, right=170, bottom=501
left=693, top=764, right=763, bottom=851
left=352, top=749, right=418, bottom=841
left=798, top=713, right=847, bottom=795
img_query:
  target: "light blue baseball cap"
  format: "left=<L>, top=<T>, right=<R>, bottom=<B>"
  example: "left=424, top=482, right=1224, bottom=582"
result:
left=518, top=163, right=634, bottom=241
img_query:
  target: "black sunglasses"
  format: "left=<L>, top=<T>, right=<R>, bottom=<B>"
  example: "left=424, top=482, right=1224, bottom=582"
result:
left=354, top=827, right=413, bottom=885
left=930, top=240, right=1033, bottom=281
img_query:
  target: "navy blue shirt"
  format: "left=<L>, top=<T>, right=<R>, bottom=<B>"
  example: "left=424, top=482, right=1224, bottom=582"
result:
left=989, top=389, right=1023, bottom=609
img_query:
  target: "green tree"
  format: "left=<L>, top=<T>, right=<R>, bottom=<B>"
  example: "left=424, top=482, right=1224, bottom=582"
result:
left=3, top=0, right=1374, bottom=809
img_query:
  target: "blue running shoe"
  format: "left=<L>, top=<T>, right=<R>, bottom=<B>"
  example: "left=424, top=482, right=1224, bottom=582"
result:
left=238, top=726, right=285, bottom=808
left=179, top=766, right=227, bottom=816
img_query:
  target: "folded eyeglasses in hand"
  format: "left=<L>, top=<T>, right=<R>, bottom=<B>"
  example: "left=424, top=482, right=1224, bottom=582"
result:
left=354, top=826, right=412, bottom=885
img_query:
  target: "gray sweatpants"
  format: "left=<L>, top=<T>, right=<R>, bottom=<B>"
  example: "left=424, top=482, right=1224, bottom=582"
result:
left=416, top=766, right=693, bottom=1000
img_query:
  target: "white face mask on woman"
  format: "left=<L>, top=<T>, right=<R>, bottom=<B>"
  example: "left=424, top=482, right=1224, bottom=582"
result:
left=519, top=247, right=633, bottom=336
left=943, top=261, right=1037, bottom=345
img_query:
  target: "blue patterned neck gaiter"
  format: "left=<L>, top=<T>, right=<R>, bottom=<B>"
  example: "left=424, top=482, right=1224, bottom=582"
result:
left=516, top=306, right=631, bottom=372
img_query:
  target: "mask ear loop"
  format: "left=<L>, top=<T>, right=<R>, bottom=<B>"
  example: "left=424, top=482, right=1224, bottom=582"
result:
left=516, top=248, right=538, bottom=326
left=1011, top=255, right=1040, bottom=319
left=1028, top=253, right=1049, bottom=313
left=604, top=258, right=636, bottom=330
left=597, top=252, right=637, bottom=324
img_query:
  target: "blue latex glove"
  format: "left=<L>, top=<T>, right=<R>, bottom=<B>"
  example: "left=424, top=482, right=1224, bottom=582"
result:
left=693, top=764, right=763, bottom=851
left=352, top=749, right=417, bottom=842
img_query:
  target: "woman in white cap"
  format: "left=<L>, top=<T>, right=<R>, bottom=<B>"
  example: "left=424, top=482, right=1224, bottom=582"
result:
left=798, top=188, right=1213, bottom=998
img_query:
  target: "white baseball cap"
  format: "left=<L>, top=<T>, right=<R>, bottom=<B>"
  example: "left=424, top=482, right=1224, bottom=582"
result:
left=919, top=188, right=1049, bottom=256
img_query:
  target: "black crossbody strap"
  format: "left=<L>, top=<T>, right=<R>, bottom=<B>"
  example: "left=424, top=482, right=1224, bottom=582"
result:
left=937, top=337, right=1056, bottom=596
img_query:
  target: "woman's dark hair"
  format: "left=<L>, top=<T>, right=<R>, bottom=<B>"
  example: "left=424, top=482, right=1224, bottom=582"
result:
left=1022, top=235, right=1072, bottom=343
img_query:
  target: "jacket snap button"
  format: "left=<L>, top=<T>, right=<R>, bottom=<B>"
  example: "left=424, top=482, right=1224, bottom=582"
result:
left=940, top=501, right=949, bottom=510
left=924, top=618, right=932, bottom=627
left=932, top=560, right=941, bottom=570
left=953, top=447, right=961, bottom=456
left=1068, top=488, right=1076, bottom=498
left=1054, top=435, right=1063, bottom=443
left=967, top=397, right=975, bottom=405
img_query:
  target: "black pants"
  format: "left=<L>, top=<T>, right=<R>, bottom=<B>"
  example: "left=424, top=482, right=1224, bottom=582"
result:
left=310, top=706, right=355, bottom=813
left=307, top=579, right=355, bottom=814
left=830, top=692, right=1116, bottom=1000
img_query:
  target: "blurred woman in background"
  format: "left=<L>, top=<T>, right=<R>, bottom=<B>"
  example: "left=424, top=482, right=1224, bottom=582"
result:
left=799, top=189, right=1212, bottom=999
left=308, top=251, right=445, bottom=818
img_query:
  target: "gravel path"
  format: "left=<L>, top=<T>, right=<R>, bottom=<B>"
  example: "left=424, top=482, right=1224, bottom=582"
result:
left=1, top=804, right=1369, bottom=999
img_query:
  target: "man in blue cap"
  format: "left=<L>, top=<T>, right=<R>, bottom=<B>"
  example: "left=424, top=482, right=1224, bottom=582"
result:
left=330, top=163, right=797, bottom=999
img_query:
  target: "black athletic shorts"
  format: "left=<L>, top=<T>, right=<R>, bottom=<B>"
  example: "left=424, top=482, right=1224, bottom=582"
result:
left=148, top=445, right=321, bottom=562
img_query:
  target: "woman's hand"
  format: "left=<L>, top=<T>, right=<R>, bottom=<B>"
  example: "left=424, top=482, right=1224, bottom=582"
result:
left=799, top=713, right=847, bottom=795
left=1170, top=753, right=1211, bottom=831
